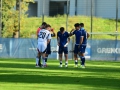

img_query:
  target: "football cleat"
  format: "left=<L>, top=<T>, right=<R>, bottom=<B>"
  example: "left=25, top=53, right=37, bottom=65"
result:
left=74, top=65, right=78, bottom=68
left=65, top=65, right=68, bottom=68
left=59, top=65, right=62, bottom=67
left=35, top=65, right=40, bottom=67
left=80, top=65, right=85, bottom=69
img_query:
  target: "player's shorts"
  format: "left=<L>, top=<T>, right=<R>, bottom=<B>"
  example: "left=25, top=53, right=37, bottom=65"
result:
left=58, top=46, right=68, bottom=54
left=79, top=45, right=86, bottom=53
left=46, top=45, right=51, bottom=54
left=74, top=44, right=80, bottom=54
left=37, top=42, right=47, bottom=53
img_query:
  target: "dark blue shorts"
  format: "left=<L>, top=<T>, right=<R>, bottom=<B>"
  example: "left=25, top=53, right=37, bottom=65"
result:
left=74, top=45, right=80, bottom=54
left=79, top=45, right=86, bottom=53
left=58, top=46, right=68, bottom=54
left=45, top=45, right=51, bottom=54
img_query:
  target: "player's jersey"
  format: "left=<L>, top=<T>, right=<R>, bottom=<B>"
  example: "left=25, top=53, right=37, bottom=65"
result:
left=57, top=31, right=69, bottom=47
left=80, top=27, right=87, bottom=45
left=38, top=29, right=51, bottom=43
left=72, top=30, right=81, bottom=45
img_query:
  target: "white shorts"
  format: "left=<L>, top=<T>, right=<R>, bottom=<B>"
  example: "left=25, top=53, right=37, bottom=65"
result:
left=37, top=42, right=47, bottom=53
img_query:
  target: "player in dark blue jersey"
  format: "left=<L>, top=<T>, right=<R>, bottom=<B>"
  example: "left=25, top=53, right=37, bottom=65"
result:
left=57, top=27, right=70, bottom=67
left=79, top=23, right=90, bottom=68
left=44, top=28, right=56, bottom=67
left=69, top=23, right=81, bottom=67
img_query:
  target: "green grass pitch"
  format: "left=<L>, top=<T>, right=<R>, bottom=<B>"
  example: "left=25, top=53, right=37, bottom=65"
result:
left=0, top=58, right=120, bottom=90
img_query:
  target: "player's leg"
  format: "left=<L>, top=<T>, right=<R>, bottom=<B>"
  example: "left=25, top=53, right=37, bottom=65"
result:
left=45, top=46, right=51, bottom=66
left=58, top=46, right=63, bottom=67
left=45, top=54, right=48, bottom=66
left=36, top=43, right=41, bottom=67
left=64, top=47, right=68, bottom=67
left=74, top=45, right=79, bottom=67
left=41, top=42, right=47, bottom=67
left=79, top=45, right=86, bottom=68
left=38, top=53, right=41, bottom=67
left=36, top=53, right=40, bottom=67
left=41, top=52, right=46, bottom=68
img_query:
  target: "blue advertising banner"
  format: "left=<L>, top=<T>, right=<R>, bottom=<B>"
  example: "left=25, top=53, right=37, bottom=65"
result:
left=0, top=38, right=119, bottom=61
left=90, top=40, right=120, bottom=60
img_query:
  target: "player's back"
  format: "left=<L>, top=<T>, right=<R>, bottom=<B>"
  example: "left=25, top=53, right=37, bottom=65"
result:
left=38, top=29, right=51, bottom=43
left=81, top=28, right=87, bottom=45
left=73, top=30, right=81, bottom=45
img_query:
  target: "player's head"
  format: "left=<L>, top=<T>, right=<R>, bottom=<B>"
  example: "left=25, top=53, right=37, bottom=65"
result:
left=60, top=27, right=65, bottom=33
left=41, top=22, right=47, bottom=29
left=74, top=23, right=80, bottom=30
left=79, top=23, right=84, bottom=27
left=45, top=24, right=51, bottom=31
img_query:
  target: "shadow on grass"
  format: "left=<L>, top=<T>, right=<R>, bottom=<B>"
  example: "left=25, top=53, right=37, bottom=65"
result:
left=0, top=62, right=120, bottom=73
left=0, top=59, right=120, bottom=89
left=0, top=74, right=120, bottom=89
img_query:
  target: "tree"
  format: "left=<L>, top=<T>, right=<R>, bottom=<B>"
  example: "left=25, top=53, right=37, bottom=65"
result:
left=2, top=0, right=33, bottom=38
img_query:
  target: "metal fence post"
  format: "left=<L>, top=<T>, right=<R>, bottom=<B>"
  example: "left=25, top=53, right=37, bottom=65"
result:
left=66, top=0, right=69, bottom=31
left=115, top=0, right=118, bottom=61
left=91, top=0, right=93, bottom=39
left=42, top=0, right=44, bottom=23
left=90, top=0, right=93, bottom=60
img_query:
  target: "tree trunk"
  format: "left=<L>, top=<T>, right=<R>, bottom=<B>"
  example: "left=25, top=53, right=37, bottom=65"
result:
left=0, top=0, right=2, bottom=37
left=13, top=0, right=20, bottom=38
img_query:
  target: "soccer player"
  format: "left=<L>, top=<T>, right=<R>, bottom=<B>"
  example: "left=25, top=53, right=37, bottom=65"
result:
left=36, top=22, right=47, bottom=38
left=79, top=23, right=90, bottom=68
left=36, top=22, right=47, bottom=67
left=44, top=28, right=56, bottom=67
left=57, top=27, right=70, bottom=67
left=69, top=23, right=81, bottom=67
left=36, top=24, right=51, bottom=68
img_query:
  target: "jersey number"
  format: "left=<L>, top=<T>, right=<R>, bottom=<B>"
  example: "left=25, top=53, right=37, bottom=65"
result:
left=39, top=32, right=46, bottom=39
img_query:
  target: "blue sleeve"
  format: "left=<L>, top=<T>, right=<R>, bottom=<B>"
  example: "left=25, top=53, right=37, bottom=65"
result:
left=67, top=32, right=69, bottom=37
left=81, top=30, right=85, bottom=37
left=73, top=30, right=76, bottom=35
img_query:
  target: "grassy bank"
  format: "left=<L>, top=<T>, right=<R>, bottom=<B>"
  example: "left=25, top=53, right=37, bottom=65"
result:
left=20, top=15, right=120, bottom=39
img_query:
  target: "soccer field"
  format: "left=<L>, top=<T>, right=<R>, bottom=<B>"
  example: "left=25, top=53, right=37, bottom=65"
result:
left=0, top=59, right=120, bottom=90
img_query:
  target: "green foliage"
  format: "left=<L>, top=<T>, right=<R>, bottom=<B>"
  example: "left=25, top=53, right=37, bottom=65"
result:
left=2, top=0, right=34, bottom=37
left=2, top=1, right=120, bottom=39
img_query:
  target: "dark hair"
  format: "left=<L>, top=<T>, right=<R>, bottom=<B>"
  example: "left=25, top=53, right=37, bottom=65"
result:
left=79, top=23, right=84, bottom=27
left=60, top=27, right=64, bottom=32
left=74, top=23, right=80, bottom=27
left=42, top=22, right=47, bottom=26
left=45, top=24, right=51, bottom=28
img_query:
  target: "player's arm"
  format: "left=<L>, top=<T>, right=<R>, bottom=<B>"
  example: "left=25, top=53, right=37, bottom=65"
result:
left=80, top=31, right=84, bottom=45
left=64, top=33, right=70, bottom=47
left=69, top=29, right=75, bottom=36
left=57, top=32, right=60, bottom=46
left=80, top=36, right=84, bottom=45
left=87, top=32, right=90, bottom=38
left=64, top=37, right=70, bottom=47
left=51, top=31, right=56, bottom=37
left=51, top=28, right=56, bottom=37
left=47, top=33, right=51, bottom=45
left=37, top=28, right=40, bottom=39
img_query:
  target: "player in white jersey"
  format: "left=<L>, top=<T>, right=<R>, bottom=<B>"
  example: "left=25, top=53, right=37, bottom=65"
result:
left=36, top=24, right=51, bottom=67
